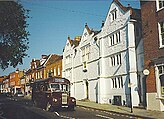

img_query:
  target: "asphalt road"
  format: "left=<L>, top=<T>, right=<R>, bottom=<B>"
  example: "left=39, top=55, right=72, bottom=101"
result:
left=0, top=95, right=146, bottom=119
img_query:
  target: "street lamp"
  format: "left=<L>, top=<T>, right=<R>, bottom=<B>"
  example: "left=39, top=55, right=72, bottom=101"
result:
left=143, top=69, right=150, bottom=107
left=128, top=79, right=133, bottom=113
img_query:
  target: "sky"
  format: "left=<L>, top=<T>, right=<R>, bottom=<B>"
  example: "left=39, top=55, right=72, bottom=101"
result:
left=0, top=0, right=140, bottom=76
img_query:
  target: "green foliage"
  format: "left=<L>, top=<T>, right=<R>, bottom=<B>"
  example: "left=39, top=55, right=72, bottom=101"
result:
left=0, top=1, right=30, bottom=70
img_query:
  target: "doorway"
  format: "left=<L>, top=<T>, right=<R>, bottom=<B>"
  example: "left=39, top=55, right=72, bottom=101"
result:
left=113, top=96, right=122, bottom=106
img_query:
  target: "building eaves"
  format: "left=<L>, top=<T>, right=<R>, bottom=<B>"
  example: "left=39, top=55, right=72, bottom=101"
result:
left=129, top=8, right=141, bottom=21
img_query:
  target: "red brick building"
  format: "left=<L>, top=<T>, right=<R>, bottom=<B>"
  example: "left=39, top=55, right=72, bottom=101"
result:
left=2, top=75, right=10, bottom=93
left=44, top=54, right=63, bottom=78
left=140, top=0, right=164, bottom=111
left=26, top=54, right=62, bottom=82
left=0, top=76, right=5, bottom=93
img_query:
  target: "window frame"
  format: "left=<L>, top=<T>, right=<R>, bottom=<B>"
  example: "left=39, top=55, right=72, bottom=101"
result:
left=109, top=31, right=121, bottom=46
left=112, top=76, right=123, bottom=89
left=81, top=44, right=90, bottom=63
left=157, top=64, right=164, bottom=97
left=110, top=53, right=122, bottom=67
left=156, top=0, right=164, bottom=11
left=110, top=8, right=117, bottom=22
left=158, top=21, right=164, bottom=48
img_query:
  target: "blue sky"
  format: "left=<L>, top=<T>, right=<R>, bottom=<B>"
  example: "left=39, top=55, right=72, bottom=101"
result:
left=0, top=0, right=140, bottom=76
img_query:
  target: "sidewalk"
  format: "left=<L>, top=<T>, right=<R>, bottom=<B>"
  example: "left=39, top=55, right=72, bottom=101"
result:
left=76, top=100, right=164, bottom=119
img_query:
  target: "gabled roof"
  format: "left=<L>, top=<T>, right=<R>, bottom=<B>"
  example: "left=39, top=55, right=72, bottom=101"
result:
left=84, top=23, right=101, bottom=37
left=42, top=54, right=51, bottom=66
left=25, top=68, right=32, bottom=74
left=112, top=0, right=128, bottom=12
left=44, top=54, right=63, bottom=66
left=85, top=23, right=92, bottom=35
left=73, top=36, right=81, bottom=48
left=67, top=36, right=81, bottom=48
left=67, top=36, right=73, bottom=46
left=112, top=0, right=141, bottom=20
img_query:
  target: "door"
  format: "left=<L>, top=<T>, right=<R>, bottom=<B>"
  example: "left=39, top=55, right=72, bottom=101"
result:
left=113, top=96, right=122, bottom=106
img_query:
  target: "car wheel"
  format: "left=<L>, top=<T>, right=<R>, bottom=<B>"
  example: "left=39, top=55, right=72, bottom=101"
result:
left=68, top=106, right=75, bottom=111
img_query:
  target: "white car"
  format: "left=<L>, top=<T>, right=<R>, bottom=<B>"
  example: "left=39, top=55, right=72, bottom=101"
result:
left=15, top=92, right=24, bottom=97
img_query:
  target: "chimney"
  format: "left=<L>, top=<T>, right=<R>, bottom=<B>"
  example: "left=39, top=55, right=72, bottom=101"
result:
left=74, top=36, right=81, bottom=41
left=42, top=55, right=47, bottom=59
left=15, top=68, right=19, bottom=73
left=127, top=4, right=131, bottom=8
left=68, top=35, right=70, bottom=40
left=85, top=23, right=88, bottom=27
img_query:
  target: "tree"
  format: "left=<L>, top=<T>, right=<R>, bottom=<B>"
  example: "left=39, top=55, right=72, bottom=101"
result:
left=0, top=1, right=30, bottom=70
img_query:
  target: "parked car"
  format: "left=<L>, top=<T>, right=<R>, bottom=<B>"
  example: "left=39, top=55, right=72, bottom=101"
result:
left=14, top=92, right=24, bottom=97
left=6, top=92, right=13, bottom=97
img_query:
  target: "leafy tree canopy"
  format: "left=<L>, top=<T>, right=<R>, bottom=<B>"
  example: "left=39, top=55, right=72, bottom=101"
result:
left=0, top=1, right=30, bottom=70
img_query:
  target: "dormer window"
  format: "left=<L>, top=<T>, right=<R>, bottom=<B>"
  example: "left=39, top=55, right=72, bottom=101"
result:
left=111, top=9, right=117, bottom=21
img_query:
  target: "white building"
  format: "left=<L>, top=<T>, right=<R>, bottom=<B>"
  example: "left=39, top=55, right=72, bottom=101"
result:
left=63, top=24, right=100, bottom=101
left=98, top=0, right=143, bottom=106
left=63, top=0, right=143, bottom=107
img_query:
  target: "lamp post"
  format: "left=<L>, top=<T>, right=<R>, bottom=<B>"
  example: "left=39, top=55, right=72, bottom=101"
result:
left=128, top=79, right=133, bottom=113
left=143, top=69, right=150, bottom=107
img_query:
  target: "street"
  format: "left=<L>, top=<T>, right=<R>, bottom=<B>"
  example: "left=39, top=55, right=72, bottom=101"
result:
left=0, top=95, right=148, bottom=119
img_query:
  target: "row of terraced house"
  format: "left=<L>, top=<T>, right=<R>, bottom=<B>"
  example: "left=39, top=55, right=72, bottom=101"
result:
left=0, top=54, right=63, bottom=96
left=0, top=0, right=164, bottom=111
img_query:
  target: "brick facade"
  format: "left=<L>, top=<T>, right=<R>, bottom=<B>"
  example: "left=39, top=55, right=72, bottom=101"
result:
left=44, top=54, right=63, bottom=78
left=141, top=1, right=164, bottom=93
left=140, top=0, right=164, bottom=111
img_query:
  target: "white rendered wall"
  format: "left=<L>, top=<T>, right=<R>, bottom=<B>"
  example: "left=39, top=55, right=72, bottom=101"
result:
left=99, top=1, right=140, bottom=106
left=127, top=21, right=140, bottom=106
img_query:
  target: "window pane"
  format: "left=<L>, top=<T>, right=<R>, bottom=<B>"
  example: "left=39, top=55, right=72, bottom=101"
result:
left=112, top=13, right=114, bottom=20
left=162, top=34, right=164, bottom=45
left=115, top=10, right=117, bottom=19
left=54, top=68, right=56, bottom=76
left=113, top=34, right=115, bottom=44
left=118, top=77, right=120, bottom=88
left=159, top=0, right=164, bottom=9
left=111, top=57, right=113, bottom=66
left=113, top=56, right=115, bottom=66
left=117, top=55, right=119, bottom=65
left=160, top=22, right=164, bottom=33
left=119, top=54, right=122, bottom=64
left=112, top=79, right=114, bottom=88
left=115, top=78, right=117, bottom=88
left=121, top=77, right=123, bottom=88
left=158, top=66, right=162, bottom=74
left=110, top=36, right=113, bottom=46
left=159, top=22, right=164, bottom=46
left=118, top=31, right=120, bottom=42
left=116, top=33, right=118, bottom=43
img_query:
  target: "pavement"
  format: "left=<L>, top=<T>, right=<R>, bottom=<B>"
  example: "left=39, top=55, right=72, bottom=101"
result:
left=76, top=100, right=164, bottom=119
left=24, top=95, right=164, bottom=119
